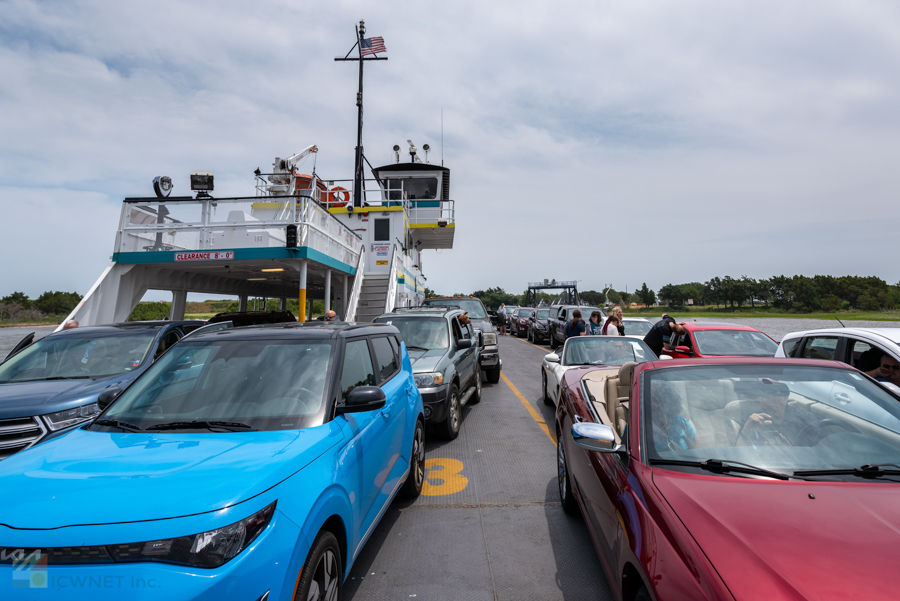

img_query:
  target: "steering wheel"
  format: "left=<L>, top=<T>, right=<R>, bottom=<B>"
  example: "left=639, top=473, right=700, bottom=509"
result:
left=796, top=418, right=861, bottom=446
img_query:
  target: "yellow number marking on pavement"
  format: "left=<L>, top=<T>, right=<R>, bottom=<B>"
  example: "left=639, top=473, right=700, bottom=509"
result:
left=422, top=458, right=469, bottom=496
left=500, top=372, right=557, bottom=447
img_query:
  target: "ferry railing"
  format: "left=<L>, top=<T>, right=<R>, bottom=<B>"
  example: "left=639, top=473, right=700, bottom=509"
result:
left=345, top=245, right=366, bottom=321
left=384, top=244, right=401, bottom=313
left=117, top=196, right=362, bottom=268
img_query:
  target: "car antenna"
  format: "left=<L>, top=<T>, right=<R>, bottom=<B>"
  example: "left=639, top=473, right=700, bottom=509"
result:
left=835, top=317, right=846, bottom=328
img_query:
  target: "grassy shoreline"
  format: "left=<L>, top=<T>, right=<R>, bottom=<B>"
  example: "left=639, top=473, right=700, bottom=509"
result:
left=622, top=307, right=900, bottom=321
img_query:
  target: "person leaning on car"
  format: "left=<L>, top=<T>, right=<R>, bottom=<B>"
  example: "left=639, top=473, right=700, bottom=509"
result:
left=643, top=315, right=685, bottom=356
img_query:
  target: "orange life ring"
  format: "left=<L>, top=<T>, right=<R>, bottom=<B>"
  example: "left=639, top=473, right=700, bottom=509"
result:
left=330, top=186, right=349, bottom=207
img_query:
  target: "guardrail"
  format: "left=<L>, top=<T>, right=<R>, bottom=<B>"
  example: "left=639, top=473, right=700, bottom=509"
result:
left=384, top=245, right=401, bottom=313
left=345, top=246, right=366, bottom=321
left=117, top=196, right=362, bottom=268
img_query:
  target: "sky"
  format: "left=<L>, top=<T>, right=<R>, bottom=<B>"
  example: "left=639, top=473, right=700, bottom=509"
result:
left=2, top=0, right=899, bottom=302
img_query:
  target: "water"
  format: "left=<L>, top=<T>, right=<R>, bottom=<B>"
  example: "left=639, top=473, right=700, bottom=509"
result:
left=0, top=326, right=56, bottom=357
left=675, top=317, right=900, bottom=342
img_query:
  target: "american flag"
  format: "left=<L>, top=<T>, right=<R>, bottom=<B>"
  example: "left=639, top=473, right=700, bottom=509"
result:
left=360, top=36, right=386, bottom=57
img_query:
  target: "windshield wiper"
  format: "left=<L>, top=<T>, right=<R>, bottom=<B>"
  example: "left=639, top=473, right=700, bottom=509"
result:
left=650, top=458, right=792, bottom=480
left=146, top=421, right=256, bottom=432
left=92, top=419, right=144, bottom=432
left=793, top=463, right=900, bottom=479
left=8, top=375, right=94, bottom=383
left=405, top=345, right=430, bottom=351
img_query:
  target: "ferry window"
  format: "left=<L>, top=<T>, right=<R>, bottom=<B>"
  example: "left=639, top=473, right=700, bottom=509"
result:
left=374, top=219, right=390, bottom=242
left=386, top=178, right=438, bottom=200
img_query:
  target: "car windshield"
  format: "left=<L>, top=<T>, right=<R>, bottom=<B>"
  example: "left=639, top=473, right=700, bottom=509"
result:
left=518, top=309, right=535, bottom=318
left=95, top=339, right=334, bottom=432
left=693, top=330, right=778, bottom=356
left=643, top=364, right=900, bottom=478
left=423, top=299, right=487, bottom=319
left=563, top=338, right=657, bottom=366
left=623, top=320, right=652, bottom=336
left=0, top=330, right=158, bottom=383
left=536, top=309, right=550, bottom=319
left=374, top=317, right=449, bottom=350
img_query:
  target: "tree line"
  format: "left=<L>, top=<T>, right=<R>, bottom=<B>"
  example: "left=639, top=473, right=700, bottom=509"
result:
left=655, top=275, right=899, bottom=312
left=0, top=291, right=82, bottom=322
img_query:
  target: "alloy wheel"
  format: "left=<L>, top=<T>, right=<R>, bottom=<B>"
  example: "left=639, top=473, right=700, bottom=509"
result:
left=449, top=392, right=460, bottom=433
left=557, top=436, right=568, bottom=501
left=307, top=548, right=339, bottom=601
left=412, top=422, right=425, bottom=489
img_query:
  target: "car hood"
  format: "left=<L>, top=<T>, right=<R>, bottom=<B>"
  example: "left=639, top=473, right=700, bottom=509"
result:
left=0, top=375, right=131, bottom=419
left=472, top=318, right=494, bottom=334
left=653, top=469, right=900, bottom=599
left=0, top=423, right=344, bottom=529
left=406, top=348, right=446, bottom=373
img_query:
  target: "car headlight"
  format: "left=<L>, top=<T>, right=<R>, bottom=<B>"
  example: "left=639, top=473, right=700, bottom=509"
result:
left=107, top=502, right=276, bottom=568
left=42, top=403, right=100, bottom=431
left=535, top=323, right=547, bottom=330
left=483, top=333, right=497, bottom=346
left=414, top=372, right=444, bottom=388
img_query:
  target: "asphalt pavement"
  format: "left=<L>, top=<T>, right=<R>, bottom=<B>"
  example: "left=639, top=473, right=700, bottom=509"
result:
left=344, top=334, right=612, bottom=601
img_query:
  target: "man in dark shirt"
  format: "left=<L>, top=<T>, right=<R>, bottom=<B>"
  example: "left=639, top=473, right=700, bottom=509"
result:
left=734, top=381, right=815, bottom=447
left=643, top=316, right=685, bottom=356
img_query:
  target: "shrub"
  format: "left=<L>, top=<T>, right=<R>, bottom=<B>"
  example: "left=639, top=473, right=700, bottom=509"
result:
left=819, top=294, right=842, bottom=313
left=128, top=302, right=171, bottom=321
left=857, top=293, right=881, bottom=312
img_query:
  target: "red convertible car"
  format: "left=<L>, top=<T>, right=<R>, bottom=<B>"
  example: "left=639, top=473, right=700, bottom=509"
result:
left=555, top=357, right=900, bottom=600
left=662, top=321, right=778, bottom=360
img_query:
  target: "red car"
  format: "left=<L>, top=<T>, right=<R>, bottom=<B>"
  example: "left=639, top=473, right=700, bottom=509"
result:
left=663, top=321, right=778, bottom=359
left=510, top=307, right=535, bottom=338
left=555, top=357, right=900, bottom=600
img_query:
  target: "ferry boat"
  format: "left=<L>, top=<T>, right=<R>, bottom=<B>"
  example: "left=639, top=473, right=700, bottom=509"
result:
left=58, top=142, right=455, bottom=327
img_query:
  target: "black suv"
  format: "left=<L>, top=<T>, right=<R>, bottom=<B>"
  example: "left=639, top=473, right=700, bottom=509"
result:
left=421, top=297, right=501, bottom=383
left=547, top=305, right=605, bottom=350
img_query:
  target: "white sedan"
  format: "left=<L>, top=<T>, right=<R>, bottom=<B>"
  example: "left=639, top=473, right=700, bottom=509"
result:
left=541, top=336, right=660, bottom=406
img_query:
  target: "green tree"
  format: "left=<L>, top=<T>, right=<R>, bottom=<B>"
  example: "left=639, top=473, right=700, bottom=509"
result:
left=819, top=294, right=842, bottom=312
left=636, top=283, right=656, bottom=306
left=33, top=291, right=82, bottom=315
left=1, top=292, right=30, bottom=308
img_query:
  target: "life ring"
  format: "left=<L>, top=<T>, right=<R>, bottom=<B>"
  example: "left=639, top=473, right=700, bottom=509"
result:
left=330, top=186, right=349, bottom=207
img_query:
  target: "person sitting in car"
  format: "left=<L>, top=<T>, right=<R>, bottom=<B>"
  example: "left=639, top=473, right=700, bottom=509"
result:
left=857, top=348, right=885, bottom=379
left=734, top=380, right=815, bottom=447
left=650, top=380, right=697, bottom=451
left=879, top=355, right=900, bottom=386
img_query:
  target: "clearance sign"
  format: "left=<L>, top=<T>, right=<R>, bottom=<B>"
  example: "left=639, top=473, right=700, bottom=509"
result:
left=174, top=251, right=235, bottom=262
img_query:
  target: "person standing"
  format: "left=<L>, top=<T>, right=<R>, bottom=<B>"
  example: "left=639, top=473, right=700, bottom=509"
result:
left=498, top=303, right=507, bottom=336
left=585, top=311, right=604, bottom=336
left=643, top=315, right=685, bottom=356
left=602, top=306, right=624, bottom=336
left=565, top=309, right=587, bottom=339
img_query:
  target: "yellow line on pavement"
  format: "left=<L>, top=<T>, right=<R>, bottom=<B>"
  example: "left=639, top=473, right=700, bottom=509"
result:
left=500, top=371, right=557, bottom=446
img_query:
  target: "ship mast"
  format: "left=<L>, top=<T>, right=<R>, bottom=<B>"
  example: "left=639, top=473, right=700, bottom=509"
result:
left=335, top=20, right=388, bottom=208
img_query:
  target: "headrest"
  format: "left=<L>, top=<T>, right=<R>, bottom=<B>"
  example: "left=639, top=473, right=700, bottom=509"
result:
left=618, top=361, right=638, bottom=387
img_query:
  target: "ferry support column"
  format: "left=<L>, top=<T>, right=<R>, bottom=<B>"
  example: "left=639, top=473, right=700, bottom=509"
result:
left=170, top=290, right=187, bottom=321
left=239, top=295, right=248, bottom=312
left=342, top=275, right=349, bottom=320
left=298, top=260, right=308, bottom=322
left=324, top=269, right=332, bottom=315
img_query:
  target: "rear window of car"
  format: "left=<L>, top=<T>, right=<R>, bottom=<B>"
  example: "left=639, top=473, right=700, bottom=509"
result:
left=371, top=336, right=400, bottom=381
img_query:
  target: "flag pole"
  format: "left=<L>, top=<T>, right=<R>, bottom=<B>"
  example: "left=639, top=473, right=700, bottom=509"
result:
left=354, top=21, right=365, bottom=209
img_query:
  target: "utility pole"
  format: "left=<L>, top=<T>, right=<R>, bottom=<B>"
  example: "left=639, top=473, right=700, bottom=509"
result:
left=335, top=20, right=388, bottom=208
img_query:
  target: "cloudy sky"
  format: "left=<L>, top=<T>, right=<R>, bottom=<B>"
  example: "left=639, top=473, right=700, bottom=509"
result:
left=2, top=0, right=899, bottom=302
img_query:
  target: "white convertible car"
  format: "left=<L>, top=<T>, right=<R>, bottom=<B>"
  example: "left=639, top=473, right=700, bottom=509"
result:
left=541, top=336, right=661, bottom=406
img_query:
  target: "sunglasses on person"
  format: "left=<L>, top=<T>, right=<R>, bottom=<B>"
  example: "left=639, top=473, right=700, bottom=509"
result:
left=881, top=363, right=900, bottom=371
left=325, top=315, right=336, bottom=321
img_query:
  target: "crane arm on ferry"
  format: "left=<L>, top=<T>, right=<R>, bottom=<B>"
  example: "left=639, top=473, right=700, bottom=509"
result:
left=284, top=145, right=318, bottom=171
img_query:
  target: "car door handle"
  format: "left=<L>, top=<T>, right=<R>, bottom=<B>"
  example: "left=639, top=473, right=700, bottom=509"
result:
left=381, top=405, right=392, bottom=419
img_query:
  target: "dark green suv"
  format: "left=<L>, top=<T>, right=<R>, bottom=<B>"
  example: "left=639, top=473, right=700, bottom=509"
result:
left=421, top=296, right=501, bottom=383
left=374, top=307, right=481, bottom=439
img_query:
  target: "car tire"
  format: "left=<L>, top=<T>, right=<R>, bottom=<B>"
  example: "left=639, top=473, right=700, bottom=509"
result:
left=542, top=370, right=553, bottom=406
left=400, top=419, right=426, bottom=498
left=485, top=365, right=501, bottom=384
left=436, top=383, right=461, bottom=440
left=550, top=333, right=558, bottom=349
left=557, top=430, right=579, bottom=515
left=295, top=530, right=342, bottom=601
left=634, top=585, right=653, bottom=601
left=469, top=369, right=482, bottom=404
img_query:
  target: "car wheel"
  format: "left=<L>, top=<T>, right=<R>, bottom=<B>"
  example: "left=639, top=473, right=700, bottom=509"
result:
left=295, top=530, right=342, bottom=601
left=542, top=370, right=553, bottom=406
left=557, top=430, right=579, bottom=515
left=469, top=369, right=482, bottom=404
left=400, top=419, right=426, bottom=498
left=550, top=333, right=558, bottom=349
left=485, top=365, right=501, bottom=384
left=634, top=585, right=653, bottom=601
left=437, top=383, right=461, bottom=440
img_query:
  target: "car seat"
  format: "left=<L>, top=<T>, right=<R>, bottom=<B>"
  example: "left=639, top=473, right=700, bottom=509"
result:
left=684, top=379, right=736, bottom=448
left=605, top=361, right=637, bottom=435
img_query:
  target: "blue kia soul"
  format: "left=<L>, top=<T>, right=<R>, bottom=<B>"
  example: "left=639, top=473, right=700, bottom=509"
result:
left=0, top=322, right=425, bottom=600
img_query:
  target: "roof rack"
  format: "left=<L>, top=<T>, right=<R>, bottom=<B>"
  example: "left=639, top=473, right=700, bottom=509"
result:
left=392, top=306, right=459, bottom=313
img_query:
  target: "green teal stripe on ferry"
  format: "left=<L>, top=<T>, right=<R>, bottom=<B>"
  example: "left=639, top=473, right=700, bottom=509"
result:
left=112, top=247, right=357, bottom=275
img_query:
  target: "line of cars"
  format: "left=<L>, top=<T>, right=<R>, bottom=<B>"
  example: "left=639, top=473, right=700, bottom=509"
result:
left=0, top=297, right=502, bottom=599
left=541, top=316, right=900, bottom=600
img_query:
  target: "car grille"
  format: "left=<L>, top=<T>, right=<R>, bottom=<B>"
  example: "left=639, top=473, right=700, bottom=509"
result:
left=0, top=416, right=47, bottom=460
left=0, top=546, right=114, bottom=565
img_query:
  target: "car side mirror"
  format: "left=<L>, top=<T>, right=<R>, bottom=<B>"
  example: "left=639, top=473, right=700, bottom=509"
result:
left=546, top=353, right=560, bottom=363
left=674, top=345, right=694, bottom=356
left=457, top=339, right=473, bottom=350
left=98, top=387, right=124, bottom=410
left=337, top=386, right=386, bottom=414
left=571, top=422, right=624, bottom=453
left=657, top=354, right=673, bottom=361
